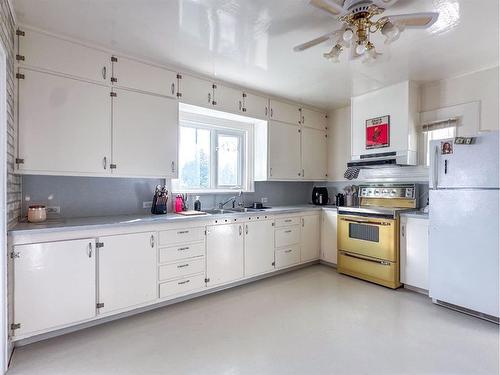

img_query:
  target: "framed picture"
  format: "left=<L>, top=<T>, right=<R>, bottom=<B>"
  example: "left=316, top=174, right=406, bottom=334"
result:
left=441, top=141, right=453, bottom=154
left=366, top=115, right=390, bottom=149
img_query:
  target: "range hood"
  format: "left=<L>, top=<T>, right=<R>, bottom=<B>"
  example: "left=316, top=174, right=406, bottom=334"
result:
left=349, top=81, right=419, bottom=169
left=348, top=150, right=417, bottom=168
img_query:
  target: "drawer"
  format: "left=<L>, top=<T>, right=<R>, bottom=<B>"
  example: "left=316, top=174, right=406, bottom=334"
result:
left=159, top=227, right=205, bottom=246
left=159, top=273, right=206, bottom=299
left=159, top=257, right=205, bottom=281
left=275, top=225, right=300, bottom=247
left=159, top=242, right=205, bottom=263
left=275, top=245, right=300, bottom=269
left=275, top=217, right=300, bottom=228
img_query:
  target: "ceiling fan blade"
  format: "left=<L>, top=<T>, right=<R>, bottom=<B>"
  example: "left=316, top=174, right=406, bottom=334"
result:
left=293, top=31, right=336, bottom=52
left=386, top=12, right=439, bottom=28
left=371, top=0, right=401, bottom=8
left=310, top=0, right=346, bottom=18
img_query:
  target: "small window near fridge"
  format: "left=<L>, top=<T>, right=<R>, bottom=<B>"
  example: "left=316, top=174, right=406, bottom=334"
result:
left=422, top=119, right=457, bottom=166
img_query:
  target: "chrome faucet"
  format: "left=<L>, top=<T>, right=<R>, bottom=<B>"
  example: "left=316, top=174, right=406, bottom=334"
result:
left=218, top=191, right=244, bottom=209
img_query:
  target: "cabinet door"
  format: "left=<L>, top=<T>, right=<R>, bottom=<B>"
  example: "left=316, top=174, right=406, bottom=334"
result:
left=321, top=210, right=337, bottom=264
left=243, top=92, right=269, bottom=119
left=269, top=99, right=300, bottom=125
left=13, top=239, right=96, bottom=336
left=301, top=108, right=327, bottom=131
left=244, top=219, right=275, bottom=277
left=301, top=127, right=327, bottom=181
left=400, top=217, right=429, bottom=290
left=206, top=223, right=244, bottom=286
left=214, top=84, right=242, bottom=114
left=301, top=214, right=320, bottom=262
left=98, top=232, right=157, bottom=314
left=112, top=56, right=178, bottom=98
left=18, top=69, right=111, bottom=175
left=178, top=75, right=214, bottom=108
left=19, top=29, right=110, bottom=83
left=268, top=121, right=302, bottom=180
left=112, top=88, right=178, bottom=177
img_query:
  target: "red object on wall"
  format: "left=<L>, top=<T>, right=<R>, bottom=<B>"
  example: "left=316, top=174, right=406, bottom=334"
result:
left=366, top=115, right=390, bottom=149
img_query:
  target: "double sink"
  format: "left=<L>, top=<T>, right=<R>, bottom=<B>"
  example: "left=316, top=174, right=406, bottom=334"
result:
left=204, top=207, right=268, bottom=215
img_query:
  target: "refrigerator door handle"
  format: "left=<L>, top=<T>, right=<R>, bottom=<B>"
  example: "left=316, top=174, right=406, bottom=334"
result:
left=431, top=145, right=439, bottom=189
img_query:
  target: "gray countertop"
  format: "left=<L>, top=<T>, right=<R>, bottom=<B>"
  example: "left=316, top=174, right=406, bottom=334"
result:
left=9, top=205, right=322, bottom=235
left=400, top=210, right=429, bottom=219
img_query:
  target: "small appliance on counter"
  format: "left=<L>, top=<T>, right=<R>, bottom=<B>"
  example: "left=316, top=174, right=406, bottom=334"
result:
left=27, top=205, right=47, bottom=223
left=151, top=185, right=168, bottom=215
left=335, top=193, right=345, bottom=207
left=312, top=187, right=329, bottom=205
left=246, top=202, right=272, bottom=209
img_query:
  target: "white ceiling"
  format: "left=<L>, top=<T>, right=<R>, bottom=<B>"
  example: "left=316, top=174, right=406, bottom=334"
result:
left=12, top=0, right=500, bottom=110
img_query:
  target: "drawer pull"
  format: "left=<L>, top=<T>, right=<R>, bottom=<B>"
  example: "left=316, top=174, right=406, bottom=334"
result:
left=177, top=263, right=189, bottom=268
left=284, top=219, right=292, bottom=223
left=178, top=279, right=190, bottom=285
left=177, top=230, right=189, bottom=234
left=178, top=246, right=189, bottom=251
left=284, top=230, right=292, bottom=233
left=341, top=251, right=391, bottom=266
left=284, top=249, right=292, bottom=253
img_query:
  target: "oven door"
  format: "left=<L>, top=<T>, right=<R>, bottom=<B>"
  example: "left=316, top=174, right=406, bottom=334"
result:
left=338, top=215, right=397, bottom=261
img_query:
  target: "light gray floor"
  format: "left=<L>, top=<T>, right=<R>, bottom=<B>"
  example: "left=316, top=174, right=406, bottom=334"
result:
left=8, top=265, right=500, bottom=375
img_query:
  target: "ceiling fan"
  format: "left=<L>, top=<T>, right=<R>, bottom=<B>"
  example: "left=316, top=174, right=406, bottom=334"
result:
left=293, top=0, right=439, bottom=63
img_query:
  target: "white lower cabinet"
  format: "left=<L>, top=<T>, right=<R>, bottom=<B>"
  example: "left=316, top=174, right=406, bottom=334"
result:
left=274, top=215, right=301, bottom=269
left=13, top=239, right=96, bottom=337
left=159, top=274, right=206, bottom=299
left=97, top=232, right=157, bottom=314
left=275, top=245, right=300, bottom=268
left=206, top=223, right=244, bottom=286
left=320, top=209, right=338, bottom=264
left=300, top=214, right=320, bottom=262
left=244, top=218, right=275, bottom=277
left=400, top=216, right=429, bottom=291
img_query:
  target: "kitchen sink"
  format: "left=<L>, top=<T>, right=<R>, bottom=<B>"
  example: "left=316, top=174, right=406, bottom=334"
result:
left=228, top=207, right=265, bottom=213
left=204, top=209, right=236, bottom=215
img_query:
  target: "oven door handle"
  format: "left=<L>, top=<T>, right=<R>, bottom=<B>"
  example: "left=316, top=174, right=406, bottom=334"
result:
left=340, top=218, right=391, bottom=226
left=340, top=251, right=391, bottom=266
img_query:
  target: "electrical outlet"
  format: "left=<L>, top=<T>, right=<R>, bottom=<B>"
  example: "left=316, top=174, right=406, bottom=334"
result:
left=46, top=206, right=60, bottom=214
left=261, top=197, right=268, bottom=203
left=143, top=201, right=152, bottom=209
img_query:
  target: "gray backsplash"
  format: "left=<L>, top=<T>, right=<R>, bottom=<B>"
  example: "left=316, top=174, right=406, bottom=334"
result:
left=21, top=175, right=316, bottom=219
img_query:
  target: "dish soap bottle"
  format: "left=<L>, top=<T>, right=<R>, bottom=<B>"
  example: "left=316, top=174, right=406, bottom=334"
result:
left=194, top=196, right=201, bottom=211
left=175, top=195, right=183, bottom=213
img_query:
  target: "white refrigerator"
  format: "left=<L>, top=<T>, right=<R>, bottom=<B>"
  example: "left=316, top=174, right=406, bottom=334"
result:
left=429, top=131, right=499, bottom=321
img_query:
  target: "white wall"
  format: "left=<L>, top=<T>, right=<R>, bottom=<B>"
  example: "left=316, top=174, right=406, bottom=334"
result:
left=421, top=66, right=499, bottom=132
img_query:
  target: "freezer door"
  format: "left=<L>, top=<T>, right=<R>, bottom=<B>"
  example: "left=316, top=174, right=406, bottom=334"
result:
left=430, top=132, right=499, bottom=189
left=429, top=189, right=499, bottom=317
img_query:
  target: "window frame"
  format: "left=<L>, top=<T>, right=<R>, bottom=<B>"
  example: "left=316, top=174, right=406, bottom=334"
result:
left=214, top=129, right=245, bottom=190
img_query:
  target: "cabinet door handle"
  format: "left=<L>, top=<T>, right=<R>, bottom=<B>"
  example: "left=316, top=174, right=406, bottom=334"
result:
left=171, top=83, right=175, bottom=96
left=245, top=224, right=248, bottom=235
left=265, top=107, right=268, bottom=116
left=284, top=230, right=292, bottom=233
left=150, top=235, right=155, bottom=248
left=270, top=108, right=273, bottom=117
left=103, top=156, right=107, bottom=170
left=401, top=225, right=405, bottom=238
left=171, top=161, right=175, bottom=173
left=284, top=249, right=292, bottom=253
left=302, top=218, right=305, bottom=227
left=102, top=66, right=107, bottom=80
left=177, top=230, right=189, bottom=234
left=239, top=225, right=242, bottom=236
left=88, top=242, right=92, bottom=258
left=208, top=92, right=211, bottom=104
left=178, top=279, right=190, bottom=285
left=177, top=263, right=189, bottom=268
left=178, top=246, right=189, bottom=251
left=239, top=100, right=242, bottom=111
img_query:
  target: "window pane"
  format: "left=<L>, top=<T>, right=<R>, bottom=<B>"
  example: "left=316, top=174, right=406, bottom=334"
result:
left=217, top=134, right=240, bottom=187
left=178, top=126, right=210, bottom=189
left=426, top=126, right=456, bottom=165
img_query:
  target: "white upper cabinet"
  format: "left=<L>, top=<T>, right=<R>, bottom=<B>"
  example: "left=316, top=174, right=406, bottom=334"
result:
left=97, top=232, right=158, bottom=314
left=111, top=55, right=178, bottom=98
left=178, top=74, right=214, bottom=108
left=213, top=84, right=241, bottom=113
left=321, top=210, right=338, bottom=264
left=242, top=92, right=269, bottom=119
left=269, top=99, right=301, bottom=125
left=300, top=108, right=327, bottom=131
left=244, top=219, right=275, bottom=277
left=268, top=121, right=302, bottom=180
left=301, top=127, right=328, bottom=181
left=13, top=238, right=96, bottom=337
left=112, top=88, right=178, bottom=178
left=18, top=28, right=111, bottom=83
left=18, top=69, right=111, bottom=175
left=300, top=214, right=321, bottom=262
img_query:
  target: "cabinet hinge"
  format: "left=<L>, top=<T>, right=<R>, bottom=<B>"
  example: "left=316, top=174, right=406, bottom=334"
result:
left=16, top=73, right=25, bottom=80
left=16, top=54, right=25, bottom=61
left=242, top=92, right=247, bottom=98
left=298, top=129, right=301, bottom=133
left=15, top=158, right=24, bottom=164
left=16, top=29, right=25, bottom=37
left=110, top=77, right=117, bottom=83
left=176, top=92, right=182, bottom=98
left=325, top=134, right=328, bottom=138
left=212, top=101, right=217, bottom=106
left=204, top=278, right=210, bottom=283
left=271, top=222, right=275, bottom=226
left=176, top=74, right=182, bottom=79
left=11, top=323, right=21, bottom=330
left=212, top=84, right=217, bottom=89
left=110, top=92, right=117, bottom=97
left=95, top=242, right=104, bottom=248
left=10, top=252, right=20, bottom=259
left=96, top=303, right=104, bottom=308
left=272, top=261, right=275, bottom=266
left=109, top=164, right=117, bottom=169
left=111, top=56, right=118, bottom=62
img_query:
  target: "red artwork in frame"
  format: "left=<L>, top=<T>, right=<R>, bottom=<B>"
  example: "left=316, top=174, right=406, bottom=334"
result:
left=366, top=115, right=390, bottom=149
